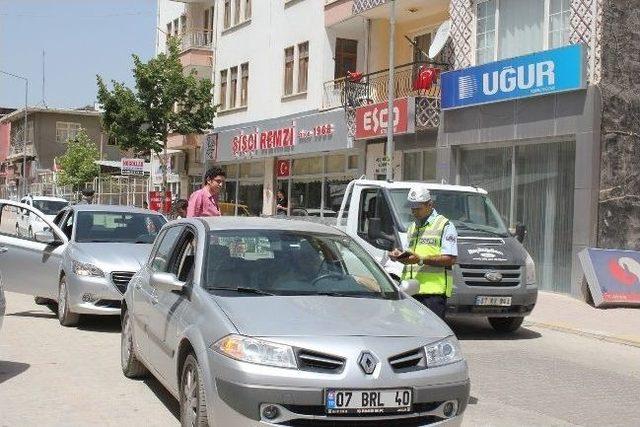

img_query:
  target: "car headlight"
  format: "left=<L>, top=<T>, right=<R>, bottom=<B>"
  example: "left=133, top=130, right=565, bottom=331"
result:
left=73, top=261, right=105, bottom=277
left=425, top=336, right=463, bottom=368
left=212, top=334, right=297, bottom=369
left=524, top=252, right=536, bottom=285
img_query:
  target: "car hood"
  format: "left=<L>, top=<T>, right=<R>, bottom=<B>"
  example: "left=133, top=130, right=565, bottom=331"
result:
left=69, top=243, right=152, bottom=272
left=213, top=295, right=451, bottom=338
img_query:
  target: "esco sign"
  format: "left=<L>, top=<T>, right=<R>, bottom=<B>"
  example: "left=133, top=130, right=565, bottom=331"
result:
left=355, top=98, right=413, bottom=140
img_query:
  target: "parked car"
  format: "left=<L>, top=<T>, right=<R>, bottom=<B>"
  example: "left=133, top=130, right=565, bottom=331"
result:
left=0, top=274, right=5, bottom=332
left=16, top=195, right=69, bottom=238
left=0, top=200, right=166, bottom=326
left=121, top=217, right=470, bottom=426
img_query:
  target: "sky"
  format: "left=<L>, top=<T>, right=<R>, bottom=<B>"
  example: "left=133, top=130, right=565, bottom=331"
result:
left=0, top=0, right=157, bottom=110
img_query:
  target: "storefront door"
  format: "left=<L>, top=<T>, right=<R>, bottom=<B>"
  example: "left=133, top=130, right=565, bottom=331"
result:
left=459, top=141, right=576, bottom=293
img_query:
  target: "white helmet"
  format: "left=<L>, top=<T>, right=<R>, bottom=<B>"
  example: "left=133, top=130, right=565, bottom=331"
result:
left=407, top=184, right=431, bottom=208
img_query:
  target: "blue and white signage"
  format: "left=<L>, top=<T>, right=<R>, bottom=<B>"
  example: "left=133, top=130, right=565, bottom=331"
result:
left=441, top=44, right=586, bottom=110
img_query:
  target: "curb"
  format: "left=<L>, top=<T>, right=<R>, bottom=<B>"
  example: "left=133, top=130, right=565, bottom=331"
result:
left=524, top=320, right=640, bottom=349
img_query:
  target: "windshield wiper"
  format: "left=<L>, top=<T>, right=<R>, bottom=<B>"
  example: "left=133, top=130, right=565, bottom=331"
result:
left=208, top=286, right=275, bottom=296
left=314, top=291, right=386, bottom=299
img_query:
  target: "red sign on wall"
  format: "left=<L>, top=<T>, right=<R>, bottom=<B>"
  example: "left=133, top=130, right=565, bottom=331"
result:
left=148, top=191, right=172, bottom=213
left=276, top=160, right=291, bottom=178
left=355, top=98, right=413, bottom=140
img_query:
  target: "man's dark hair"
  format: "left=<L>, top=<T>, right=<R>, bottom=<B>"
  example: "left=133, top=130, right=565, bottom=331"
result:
left=204, top=166, right=226, bottom=184
left=174, top=199, right=188, bottom=210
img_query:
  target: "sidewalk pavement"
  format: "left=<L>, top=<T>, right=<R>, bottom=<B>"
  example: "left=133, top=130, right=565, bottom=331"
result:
left=525, top=291, right=640, bottom=347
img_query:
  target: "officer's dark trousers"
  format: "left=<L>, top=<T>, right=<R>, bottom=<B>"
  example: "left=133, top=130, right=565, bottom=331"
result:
left=413, top=294, right=447, bottom=319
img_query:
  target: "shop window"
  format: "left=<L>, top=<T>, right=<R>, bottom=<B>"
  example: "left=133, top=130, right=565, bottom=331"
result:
left=326, top=155, right=345, bottom=173
left=348, top=155, right=359, bottom=170
left=403, top=152, right=421, bottom=181
left=422, top=151, right=437, bottom=181
left=325, top=178, right=351, bottom=213
left=222, top=163, right=238, bottom=178
left=240, top=161, right=264, bottom=178
left=291, top=179, right=322, bottom=215
left=238, top=183, right=263, bottom=215
left=292, top=157, right=322, bottom=175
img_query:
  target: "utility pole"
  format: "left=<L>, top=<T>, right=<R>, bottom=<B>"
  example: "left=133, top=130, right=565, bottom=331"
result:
left=385, top=0, right=396, bottom=181
left=0, top=70, right=29, bottom=196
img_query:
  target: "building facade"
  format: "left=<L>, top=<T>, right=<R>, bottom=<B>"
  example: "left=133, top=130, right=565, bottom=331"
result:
left=0, top=107, right=120, bottom=199
left=157, top=0, right=640, bottom=299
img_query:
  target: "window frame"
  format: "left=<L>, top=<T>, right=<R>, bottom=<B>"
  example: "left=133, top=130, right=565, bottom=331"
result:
left=55, top=122, right=82, bottom=144
left=229, top=66, right=238, bottom=108
left=150, top=225, right=185, bottom=272
left=224, top=0, right=231, bottom=29
left=240, top=62, right=249, bottom=107
left=334, top=38, right=358, bottom=80
left=284, top=46, right=295, bottom=96
left=297, top=41, right=309, bottom=93
left=219, top=69, right=228, bottom=110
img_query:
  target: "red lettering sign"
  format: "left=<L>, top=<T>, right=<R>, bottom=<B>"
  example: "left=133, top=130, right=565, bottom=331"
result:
left=233, top=126, right=296, bottom=156
left=276, top=160, right=290, bottom=178
left=148, top=191, right=172, bottom=212
left=355, top=98, right=411, bottom=140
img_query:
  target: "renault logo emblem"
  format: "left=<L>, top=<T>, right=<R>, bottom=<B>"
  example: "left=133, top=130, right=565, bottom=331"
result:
left=484, top=271, right=503, bottom=282
left=358, top=351, right=378, bottom=375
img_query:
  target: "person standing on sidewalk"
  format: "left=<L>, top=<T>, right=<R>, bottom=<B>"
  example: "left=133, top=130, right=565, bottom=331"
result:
left=389, top=184, right=458, bottom=319
left=187, top=167, right=226, bottom=218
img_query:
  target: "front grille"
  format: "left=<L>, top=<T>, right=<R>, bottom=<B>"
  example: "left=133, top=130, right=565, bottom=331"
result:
left=388, top=348, right=426, bottom=373
left=282, top=402, right=442, bottom=418
left=458, top=264, right=521, bottom=287
left=279, top=416, right=441, bottom=426
left=111, top=271, right=135, bottom=294
left=296, top=349, right=345, bottom=373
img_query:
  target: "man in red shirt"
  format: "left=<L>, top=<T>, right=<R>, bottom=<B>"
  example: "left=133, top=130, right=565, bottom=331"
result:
left=187, top=167, right=226, bottom=217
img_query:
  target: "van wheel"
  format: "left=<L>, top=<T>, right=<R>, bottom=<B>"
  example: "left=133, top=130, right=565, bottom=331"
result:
left=58, top=276, right=80, bottom=327
left=121, top=310, right=148, bottom=378
left=180, top=354, right=209, bottom=427
left=488, top=316, right=524, bottom=333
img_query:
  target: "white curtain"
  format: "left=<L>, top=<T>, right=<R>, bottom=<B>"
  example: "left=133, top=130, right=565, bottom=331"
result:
left=498, top=0, right=544, bottom=60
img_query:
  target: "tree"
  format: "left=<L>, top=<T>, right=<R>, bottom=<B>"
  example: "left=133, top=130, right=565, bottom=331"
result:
left=57, top=129, right=100, bottom=192
left=97, top=38, right=216, bottom=201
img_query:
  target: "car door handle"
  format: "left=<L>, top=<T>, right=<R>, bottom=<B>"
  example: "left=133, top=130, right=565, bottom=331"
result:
left=0, top=247, right=8, bottom=254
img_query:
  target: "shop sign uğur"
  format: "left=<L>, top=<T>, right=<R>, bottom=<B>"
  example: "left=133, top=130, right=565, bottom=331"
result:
left=213, top=109, right=350, bottom=162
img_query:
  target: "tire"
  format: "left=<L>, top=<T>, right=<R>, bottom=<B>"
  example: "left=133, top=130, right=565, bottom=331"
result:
left=180, top=354, right=209, bottom=427
left=57, top=276, right=80, bottom=327
left=120, top=310, right=148, bottom=378
left=488, top=316, right=524, bottom=333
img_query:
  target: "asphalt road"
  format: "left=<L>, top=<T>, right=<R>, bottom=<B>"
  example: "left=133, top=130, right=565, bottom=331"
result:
left=1, top=291, right=639, bottom=427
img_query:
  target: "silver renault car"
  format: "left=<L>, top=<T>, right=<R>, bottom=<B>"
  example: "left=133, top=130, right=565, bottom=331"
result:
left=121, top=217, right=470, bottom=426
left=0, top=200, right=166, bottom=326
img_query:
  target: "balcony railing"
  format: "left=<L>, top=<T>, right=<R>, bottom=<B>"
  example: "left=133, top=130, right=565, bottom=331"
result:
left=167, top=28, right=215, bottom=52
left=322, top=61, right=448, bottom=110
left=7, top=143, right=34, bottom=159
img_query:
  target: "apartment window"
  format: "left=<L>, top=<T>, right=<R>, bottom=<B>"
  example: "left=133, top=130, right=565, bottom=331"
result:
left=107, top=135, right=117, bottom=146
left=234, top=0, right=241, bottom=25
left=475, top=0, right=570, bottom=65
left=56, top=122, right=82, bottom=144
left=244, top=0, right=251, bottom=20
left=334, top=38, right=358, bottom=79
left=475, top=0, right=496, bottom=64
left=180, top=14, right=187, bottom=35
left=240, top=63, right=249, bottom=106
left=284, top=46, right=295, bottom=96
left=224, top=0, right=231, bottom=29
left=220, top=70, right=228, bottom=110
left=204, top=6, right=214, bottom=44
left=548, top=0, right=570, bottom=48
left=298, top=42, right=309, bottom=93
left=230, top=66, right=238, bottom=108
left=173, top=18, right=179, bottom=37
left=166, top=22, right=172, bottom=40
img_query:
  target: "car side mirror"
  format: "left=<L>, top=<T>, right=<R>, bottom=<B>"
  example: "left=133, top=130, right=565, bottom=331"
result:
left=514, top=223, right=527, bottom=243
left=34, top=230, right=57, bottom=245
left=399, top=279, right=420, bottom=296
left=150, top=272, right=185, bottom=293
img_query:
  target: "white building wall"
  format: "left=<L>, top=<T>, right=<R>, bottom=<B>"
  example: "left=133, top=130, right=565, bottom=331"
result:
left=156, top=0, right=187, bottom=55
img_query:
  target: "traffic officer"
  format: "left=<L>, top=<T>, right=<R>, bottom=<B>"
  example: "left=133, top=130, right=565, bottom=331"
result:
left=389, top=184, right=458, bottom=319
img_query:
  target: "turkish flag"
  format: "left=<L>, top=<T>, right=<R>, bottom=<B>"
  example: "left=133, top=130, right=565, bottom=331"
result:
left=276, top=160, right=290, bottom=178
left=414, top=66, right=439, bottom=91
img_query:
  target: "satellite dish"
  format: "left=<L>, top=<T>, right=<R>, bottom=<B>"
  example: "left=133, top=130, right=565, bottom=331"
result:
left=429, top=19, right=451, bottom=59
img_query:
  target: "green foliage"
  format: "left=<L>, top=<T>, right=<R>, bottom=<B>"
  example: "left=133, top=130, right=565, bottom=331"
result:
left=97, top=38, right=216, bottom=156
left=57, top=129, right=100, bottom=191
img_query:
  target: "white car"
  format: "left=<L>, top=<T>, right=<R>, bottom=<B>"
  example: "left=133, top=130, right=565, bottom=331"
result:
left=0, top=274, right=5, bottom=332
left=16, top=196, right=69, bottom=238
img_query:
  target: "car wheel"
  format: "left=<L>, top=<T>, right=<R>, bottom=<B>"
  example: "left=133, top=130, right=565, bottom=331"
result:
left=180, top=354, right=209, bottom=427
left=58, top=276, right=80, bottom=327
left=121, top=310, right=148, bottom=378
left=488, top=316, right=524, bottom=333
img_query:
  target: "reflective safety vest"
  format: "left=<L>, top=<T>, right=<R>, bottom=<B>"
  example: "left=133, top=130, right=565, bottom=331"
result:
left=401, top=214, right=453, bottom=297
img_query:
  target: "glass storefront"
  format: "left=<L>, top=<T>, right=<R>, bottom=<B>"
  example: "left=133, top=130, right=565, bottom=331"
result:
left=459, top=141, right=576, bottom=293
left=220, top=162, right=264, bottom=216
left=402, top=149, right=438, bottom=182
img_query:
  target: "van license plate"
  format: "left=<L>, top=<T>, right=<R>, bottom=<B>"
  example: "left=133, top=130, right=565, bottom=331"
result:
left=325, top=389, right=412, bottom=415
left=476, top=296, right=512, bottom=306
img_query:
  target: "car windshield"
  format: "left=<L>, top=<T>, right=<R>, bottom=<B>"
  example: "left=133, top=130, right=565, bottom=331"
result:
left=32, top=200, right=68, bottom=215
left=75, top=211, right=167, bottom=243
left=389, top=189, right=510, bottom=237
left=205, top=230, right=399, bottom=299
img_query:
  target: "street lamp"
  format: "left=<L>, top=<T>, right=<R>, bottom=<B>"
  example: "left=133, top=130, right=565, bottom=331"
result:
left=0, top=70, right=29, bottom=196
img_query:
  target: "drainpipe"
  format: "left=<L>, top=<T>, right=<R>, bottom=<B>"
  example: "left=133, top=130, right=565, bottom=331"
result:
left=385, top=0, right=396, bottom=181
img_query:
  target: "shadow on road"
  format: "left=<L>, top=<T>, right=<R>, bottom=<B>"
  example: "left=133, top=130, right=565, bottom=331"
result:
left=144, top=376, right=180, bottom=421
left=6, top=310, right=56, bottom=319
left=77, top=315, right=121, bottom=333
left=0, top=360, right=30, bottom=384
left=448, top=318, right=542, bottom=341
